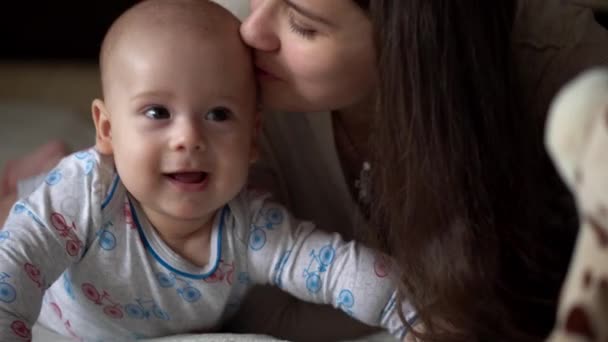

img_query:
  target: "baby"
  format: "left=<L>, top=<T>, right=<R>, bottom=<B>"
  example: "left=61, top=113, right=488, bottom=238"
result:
left=0, top=0, right=414, bottom=340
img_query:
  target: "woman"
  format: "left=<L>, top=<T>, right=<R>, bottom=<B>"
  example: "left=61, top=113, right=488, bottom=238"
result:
left=3, top=0, right=607, bottom=341
left=228, top=0, right=607, bottom=341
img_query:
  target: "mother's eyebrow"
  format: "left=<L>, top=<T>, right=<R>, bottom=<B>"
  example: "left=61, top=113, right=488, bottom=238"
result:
left=283, top=0, right=334, bottom=27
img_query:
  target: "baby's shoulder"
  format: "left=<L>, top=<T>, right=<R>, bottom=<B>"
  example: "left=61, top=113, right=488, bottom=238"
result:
left=45, top=147, right=118, bottom=207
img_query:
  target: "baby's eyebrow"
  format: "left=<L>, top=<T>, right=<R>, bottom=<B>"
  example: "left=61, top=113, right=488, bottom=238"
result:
left=130, top=90, right=174, bottom=102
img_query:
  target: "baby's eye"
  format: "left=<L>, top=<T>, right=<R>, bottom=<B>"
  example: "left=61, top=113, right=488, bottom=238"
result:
left=144, top=106, right=171, bottom=120
left=205, top=107, right=232, bottom=122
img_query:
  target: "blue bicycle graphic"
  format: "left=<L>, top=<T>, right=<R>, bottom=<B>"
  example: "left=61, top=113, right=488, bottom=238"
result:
left=0, top=272, right=17, bottom=303
left=156, top=272, right=201, bottom=303
left=96, top=221, right=116, bottom=251
left=125, top=298, right=169, bottom=320
left=237, top=272, right=251, bottom=285
left=302, top=245, right=336, bottom=294
left=337, top=289, right=355, bottom=316
left=74, top=151, right=92, bottom=160
left=0, top=231, right=9, bottom=242
left=75, top=151, right=95, bottom=174
left=45, top=169, right=62, bottom=186
left=273, top=250, right=291, bottom=288
left=63, top=273, right=75, bottom=300
left=84, top=159, right=95, bottom=175
left=13, top=203, right=45, bottom=228
left=249, top=207, right=284, bottom=251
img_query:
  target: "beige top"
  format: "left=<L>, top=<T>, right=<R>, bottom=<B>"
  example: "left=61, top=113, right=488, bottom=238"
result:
left=230, top=1, right=608, bottom=340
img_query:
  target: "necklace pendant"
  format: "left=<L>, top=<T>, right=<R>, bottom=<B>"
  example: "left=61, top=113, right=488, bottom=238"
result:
left=355, top=161, right=371, bottom=205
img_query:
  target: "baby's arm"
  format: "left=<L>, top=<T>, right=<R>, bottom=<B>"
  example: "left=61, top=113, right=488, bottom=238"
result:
left=244, top=196, right=415, bottom=340
left=0, top=152, right=97, bottom=340
left=0, top=204, right=82, bottom=340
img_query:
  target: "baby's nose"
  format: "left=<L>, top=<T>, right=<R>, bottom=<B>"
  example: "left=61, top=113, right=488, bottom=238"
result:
left=170, top=120, right=206, bottom=152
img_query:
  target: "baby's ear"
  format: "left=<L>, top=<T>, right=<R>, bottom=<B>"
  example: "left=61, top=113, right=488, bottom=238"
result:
left=92, top=99, right=113, bottom=155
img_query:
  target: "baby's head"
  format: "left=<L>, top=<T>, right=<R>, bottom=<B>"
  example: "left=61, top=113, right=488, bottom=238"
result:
left=92, top=0, right=258, bottom=223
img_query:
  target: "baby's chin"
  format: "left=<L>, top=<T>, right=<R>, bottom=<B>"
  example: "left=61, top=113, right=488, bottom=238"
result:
left=162, top=204, right=218, bottom=223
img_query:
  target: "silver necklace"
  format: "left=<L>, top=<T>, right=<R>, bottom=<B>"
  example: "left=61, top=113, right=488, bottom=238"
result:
left=333, top=112, right=372, bottom=206
left=355, top=161, right=372, bottom=205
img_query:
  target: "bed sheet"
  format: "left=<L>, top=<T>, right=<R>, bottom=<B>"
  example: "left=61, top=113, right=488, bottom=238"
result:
left=33, top=323, right=394, bottom=342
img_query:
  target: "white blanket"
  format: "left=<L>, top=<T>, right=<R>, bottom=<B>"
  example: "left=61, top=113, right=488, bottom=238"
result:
left=34, top=323, right=394, bottom=342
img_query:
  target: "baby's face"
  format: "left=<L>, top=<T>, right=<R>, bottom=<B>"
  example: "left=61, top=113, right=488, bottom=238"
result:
left=99, top=19, right=257, bottom=227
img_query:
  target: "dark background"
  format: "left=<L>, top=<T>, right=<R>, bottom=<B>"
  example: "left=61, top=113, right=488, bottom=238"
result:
left=0, top=1, right=139, bottom=61
left=0, top=2, right=606, bottom=61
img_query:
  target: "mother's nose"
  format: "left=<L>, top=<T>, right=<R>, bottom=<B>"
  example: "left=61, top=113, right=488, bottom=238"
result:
left=240, top=1, right=280, bottom=52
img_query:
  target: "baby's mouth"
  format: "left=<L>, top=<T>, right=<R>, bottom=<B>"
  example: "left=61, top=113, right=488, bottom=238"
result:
left=165, top=172, right=208, bottom=184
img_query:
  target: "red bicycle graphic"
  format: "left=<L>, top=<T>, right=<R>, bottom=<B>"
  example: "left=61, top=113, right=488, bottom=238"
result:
left=124, top=200, right=135, bottom=229
left=204, top=260, right=235, bottom=285
left=50, top=302, right=62, bottom=317
left=50, top=212, right=83, bottom=256
left=81, top=283, right=123, bottom=319
left=24, top=263, right=43, bottom=289
left=11, top=320, right=31, bottom=340
left=373, top=254, right=392, bottom=278
left=49, top=302, right=82, bottom=341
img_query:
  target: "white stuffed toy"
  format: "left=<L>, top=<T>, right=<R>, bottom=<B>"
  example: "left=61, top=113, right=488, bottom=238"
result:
left=545, top=67, right=608, bottom=342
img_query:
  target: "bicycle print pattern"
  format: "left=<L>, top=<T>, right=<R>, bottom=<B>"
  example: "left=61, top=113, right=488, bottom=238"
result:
left=0, top=272, right=17, bottom=304
left=336, top=289, right=355, bottom=316
left=24, top=263, right=45, bottom=290
left=49, top=302, right=82, bottom=341
left=10, top=320, right=31, bottom=341
left=50, top=212, right=84, bottom=257
left=74, top=150, right=96, bottom=175
left=249, top=206, right=284, bottom=251
left=63, top=272, right=75, bottom=300
left=13, top=203, right=45, bottom=228
left=96, top=221, right=116, bottom=251
left=303, top=244, right=336, bottom=294
left=156, top=272, right=202, bottom=303
left=203, top=260, right=235, bottom=285
left=0, top=231, right=10, bottom=243
left=81, top=282, right=124, bottom=319
left=124, top=298, right=169, bottom=321
left=373, top=253, right=392, bottom=278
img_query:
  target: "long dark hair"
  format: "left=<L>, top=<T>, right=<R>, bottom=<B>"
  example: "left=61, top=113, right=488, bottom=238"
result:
left=357, top=1, right=576, bottom=341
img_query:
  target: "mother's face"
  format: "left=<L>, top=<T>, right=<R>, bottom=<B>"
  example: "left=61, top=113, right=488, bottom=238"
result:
left=240, top=0, right=376, bottom=113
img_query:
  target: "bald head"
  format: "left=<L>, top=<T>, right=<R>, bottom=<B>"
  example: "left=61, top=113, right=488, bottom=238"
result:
left=99, top=0, right=243, bottom=96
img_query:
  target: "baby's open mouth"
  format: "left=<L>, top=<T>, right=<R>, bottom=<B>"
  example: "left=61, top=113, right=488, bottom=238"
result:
left=166, top=172, right=208, bottom=184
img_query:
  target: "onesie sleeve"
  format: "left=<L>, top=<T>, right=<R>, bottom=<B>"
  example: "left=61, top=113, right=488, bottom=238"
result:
left=0, top=148, right=105, bottom=340
left=243, top=193, right=416, bottom=339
